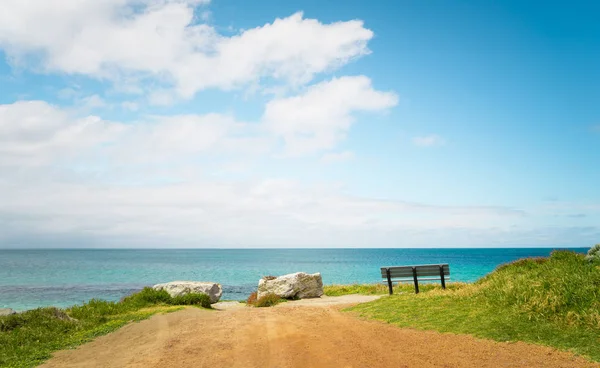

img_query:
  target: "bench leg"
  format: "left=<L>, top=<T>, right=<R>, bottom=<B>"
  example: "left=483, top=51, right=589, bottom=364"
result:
left=412, top=266, right=419, bottom=294
left=386, top=268, right=393, bottom=295
left=439, top=265, right=446, bottom=289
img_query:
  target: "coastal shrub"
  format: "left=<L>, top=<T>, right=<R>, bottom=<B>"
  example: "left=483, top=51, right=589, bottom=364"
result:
left=170, top=293, right=211, bottom=308
left=0, top=307, right=75, bottom=333
left=475, top=250, right=600, bottom=327
left=121, top=287, right=172, bottom=307
left=586, top=244, right=600, bottom=262
left=246, top=291, right=258, bottom=305
left=68, top=288, right=211, bottom=322
left=254, top=293, right=286, bottom=307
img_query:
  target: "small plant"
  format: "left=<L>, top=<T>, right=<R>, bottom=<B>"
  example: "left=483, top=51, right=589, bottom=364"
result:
left=246, top=291, right=258, bottom=306
left=262, top=275, right=277, bottom=281
left=254, top=293, right=286, bottom=308
left=585, top=244, right=600, bottom=262
left=170, top=293, right=211, bottom=308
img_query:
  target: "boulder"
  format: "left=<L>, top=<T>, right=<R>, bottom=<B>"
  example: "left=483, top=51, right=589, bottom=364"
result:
left=153, top=281, right=222, bottom=304
left=0, top=308, right=16, bottom=316
left=257, top=272, right=323, bottom=299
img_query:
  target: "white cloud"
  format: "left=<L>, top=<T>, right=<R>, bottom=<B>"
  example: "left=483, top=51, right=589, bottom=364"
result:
left=0, top=100, right=251, bottom=167
left=148, top=90, right=176, bottom=106
left=1, top=76, right=397, bottom=168
left=321, top=151, right=355, bottom=164
left=263, top=76, right=398, bottom=155
left=0, top=2, right=373, bottom=98
left=0, top=101, right=122, bottom=166
left=0, top=175, right=530, bottom=247
left=412, top=134, right=445, bottom=147
left=0, top=99, right=540, bottom=247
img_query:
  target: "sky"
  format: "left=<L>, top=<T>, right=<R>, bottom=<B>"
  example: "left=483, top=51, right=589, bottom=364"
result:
left=0, top=0, right=599, bottom=248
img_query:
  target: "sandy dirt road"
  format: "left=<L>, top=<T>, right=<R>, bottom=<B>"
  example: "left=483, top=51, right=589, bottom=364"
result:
left=41, top=295, right=597, bottom=368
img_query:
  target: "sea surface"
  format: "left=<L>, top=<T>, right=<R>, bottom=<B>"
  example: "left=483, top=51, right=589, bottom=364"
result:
left=0, top=248, right=587, bottom=311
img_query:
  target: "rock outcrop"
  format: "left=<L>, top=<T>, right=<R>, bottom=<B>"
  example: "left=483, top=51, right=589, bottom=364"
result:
left=153, top=281, right=223, bottom=304
left=0, top=308, right=16, bottom=316
left=257, top=272, right=323, bottom=299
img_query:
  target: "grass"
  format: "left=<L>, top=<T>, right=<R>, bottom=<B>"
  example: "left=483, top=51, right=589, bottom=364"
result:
left=342, top=250, right=600, bottom=361
left=324, top=282, right=466, bottom=296
left=0, top=287, right=211, bottom=368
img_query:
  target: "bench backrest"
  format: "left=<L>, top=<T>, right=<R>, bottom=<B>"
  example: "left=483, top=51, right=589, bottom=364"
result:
left=380, top=264, right=450, bottom=279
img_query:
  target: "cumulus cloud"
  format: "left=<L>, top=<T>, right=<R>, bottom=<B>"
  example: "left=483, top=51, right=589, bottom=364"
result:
left=0, top=100, right=270, bottom=169
left=0, top=101, right=122, bottom=166
left=412, top=134, right=445, bottom=147
left=263, top=76, right=398, bottom=155
left=0, top=1, right=373, bottom=98
left=1, top=75, right=397, bottom=167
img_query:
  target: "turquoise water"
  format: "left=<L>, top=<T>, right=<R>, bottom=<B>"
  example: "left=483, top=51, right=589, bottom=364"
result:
left=0, top=248, right=587, bottom=311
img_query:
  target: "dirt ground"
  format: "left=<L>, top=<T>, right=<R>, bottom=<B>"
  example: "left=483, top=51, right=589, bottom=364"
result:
left=41, top=295, right=598, bottom=368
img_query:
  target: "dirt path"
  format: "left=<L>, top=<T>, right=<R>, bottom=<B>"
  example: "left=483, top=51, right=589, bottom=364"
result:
left=42, top=296, right=597, bottom=368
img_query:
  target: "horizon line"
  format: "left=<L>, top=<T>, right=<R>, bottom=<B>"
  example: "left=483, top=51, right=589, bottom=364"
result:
left=0, top=246, right=588, bottom=250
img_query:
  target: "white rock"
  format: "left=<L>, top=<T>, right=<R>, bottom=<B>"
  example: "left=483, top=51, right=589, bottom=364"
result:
left=152, top=281, right=222, bottom=304
left=257, top=272, right=323, bottom=299
left=0, top=308, right=15, bottom=316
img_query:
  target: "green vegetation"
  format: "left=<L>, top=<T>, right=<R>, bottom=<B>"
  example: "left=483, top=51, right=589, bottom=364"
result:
left=343, top=251, right=600, bottom=361
left=0, top=288, right=211, bottom=368
left=324, top=282, right=466, bottom=296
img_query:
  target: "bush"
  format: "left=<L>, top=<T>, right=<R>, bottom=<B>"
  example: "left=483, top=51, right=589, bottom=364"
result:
left=122, top=287, right=172, bottom=306
left=586, top=244, right=600, bottom=262
left=67, top=288, right=211, bottom=321
left=0, top=307, right=75, bottom=333
left=254, top=293, right=286, bottom=308
left=475, top=250, right=600, bottom=327
left=171, top=293, right=211, bottom=308
left=246, top=292, right=258, bottom=305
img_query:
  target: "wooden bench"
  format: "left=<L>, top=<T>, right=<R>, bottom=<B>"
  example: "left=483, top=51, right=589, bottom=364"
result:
left=380, top=264, right=450, bottom=294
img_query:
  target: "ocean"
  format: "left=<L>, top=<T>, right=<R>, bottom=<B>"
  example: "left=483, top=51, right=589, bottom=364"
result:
left=0, top=248, right=587, bottom=311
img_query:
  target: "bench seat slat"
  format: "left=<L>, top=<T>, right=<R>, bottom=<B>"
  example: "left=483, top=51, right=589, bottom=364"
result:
left=380, top=265, right=450, bottom=278
left=382, top=269, right=450, bottom=277
left=383, top=277, right=451, bottom=282
left=380, top=264, right=450, bottom=272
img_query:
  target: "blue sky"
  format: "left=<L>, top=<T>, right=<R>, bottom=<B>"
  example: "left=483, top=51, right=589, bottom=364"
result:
left=0, top=0, right=598, bottom=248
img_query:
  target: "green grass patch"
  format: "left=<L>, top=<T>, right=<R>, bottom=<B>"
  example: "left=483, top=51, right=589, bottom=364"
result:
left=346, top=250, right=600, bottom=361
left=0, top=288, right=211, bottom=367
left=324, top=282, right=466, bottom=296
